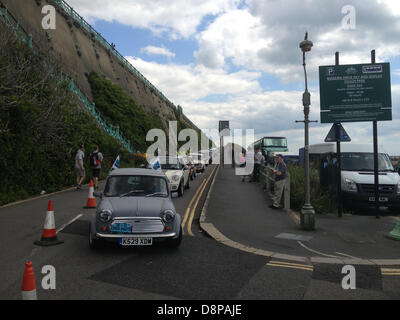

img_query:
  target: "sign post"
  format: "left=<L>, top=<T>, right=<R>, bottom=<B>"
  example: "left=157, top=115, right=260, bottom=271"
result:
left=325, top=122, right=351, bottom=217
left=319, top=51, right=392, bottom=218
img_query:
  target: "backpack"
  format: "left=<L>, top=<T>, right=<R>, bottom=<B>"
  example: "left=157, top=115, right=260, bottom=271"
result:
left=89, top=151, right=99, bottom=167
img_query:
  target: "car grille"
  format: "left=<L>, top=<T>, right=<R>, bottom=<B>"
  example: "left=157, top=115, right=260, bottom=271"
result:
left=358, top=184, right=396, bottom=195
left=112, top=218, right=164, bottom=233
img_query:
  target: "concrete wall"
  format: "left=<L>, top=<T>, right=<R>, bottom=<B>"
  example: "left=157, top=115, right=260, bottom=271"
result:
left=2, top=0, right=197, bottom=130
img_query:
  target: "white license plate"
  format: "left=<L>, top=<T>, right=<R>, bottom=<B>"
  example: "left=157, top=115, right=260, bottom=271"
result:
left=120, top=238, right=153, bottom=246
left=369, top=197, right=389, bottom=202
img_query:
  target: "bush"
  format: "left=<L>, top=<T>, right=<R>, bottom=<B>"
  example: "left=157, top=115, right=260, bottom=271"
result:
left=287, top=165, right=337, bottom=214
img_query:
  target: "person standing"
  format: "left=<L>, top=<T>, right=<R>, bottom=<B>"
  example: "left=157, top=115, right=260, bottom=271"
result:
left=252, top=148, right=264, bottom=182
left=270, top=154, right=287, bottom=209
left=90, top=145, right=103, bottom=190
left=75, top=144, right=85, bottom=190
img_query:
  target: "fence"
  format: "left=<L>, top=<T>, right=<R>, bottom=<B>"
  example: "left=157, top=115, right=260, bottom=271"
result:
left=260, top=164, right=291, bottom=210
left=0, top=2, right=133, bottom=153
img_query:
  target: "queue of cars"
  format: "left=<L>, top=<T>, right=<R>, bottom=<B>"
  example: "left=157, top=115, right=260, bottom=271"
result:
left=89, top=152, right=211, bottom=250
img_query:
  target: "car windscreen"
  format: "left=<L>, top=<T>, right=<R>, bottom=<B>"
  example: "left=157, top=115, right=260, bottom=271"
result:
left=341, top=153, right=395, bottom=172
left=104, top=175, right=169, bottom=197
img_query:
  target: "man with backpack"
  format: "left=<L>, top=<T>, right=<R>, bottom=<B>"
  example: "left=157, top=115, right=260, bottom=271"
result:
left=90, top=145, right=103, bottom=190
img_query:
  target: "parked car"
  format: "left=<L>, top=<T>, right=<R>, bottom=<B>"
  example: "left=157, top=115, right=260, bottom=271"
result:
left=149, top=156, right=190, bottom=197
left=200, top=150, right=210, bottom=166
left=89, top=168, right=182, bottom=250
left=190, top=153, right=206, bottom=173
left=309, top=143, right=400, bottom=212
left=184, top=155, right=197, bottom=180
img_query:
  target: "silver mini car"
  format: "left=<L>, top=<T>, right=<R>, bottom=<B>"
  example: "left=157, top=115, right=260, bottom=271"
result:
left=89, top=168, right=182, bottom=249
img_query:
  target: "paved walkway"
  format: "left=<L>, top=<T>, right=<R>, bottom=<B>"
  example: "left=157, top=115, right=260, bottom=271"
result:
left=201, top=166, right=400, bottom=265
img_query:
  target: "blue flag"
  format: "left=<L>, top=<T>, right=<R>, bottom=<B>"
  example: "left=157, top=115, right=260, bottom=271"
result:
left=111, top=155, right=120, bottom=170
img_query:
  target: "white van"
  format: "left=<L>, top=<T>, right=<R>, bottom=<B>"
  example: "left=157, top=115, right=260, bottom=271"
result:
left=309, top=143, right=400, bottom=212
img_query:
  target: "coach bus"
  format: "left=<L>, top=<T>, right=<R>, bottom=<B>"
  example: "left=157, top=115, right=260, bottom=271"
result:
left=252, top=137, right=288, bottom=165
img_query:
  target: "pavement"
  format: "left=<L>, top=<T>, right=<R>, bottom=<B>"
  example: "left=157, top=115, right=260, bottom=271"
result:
left=201, top=166, right=400, bottom=265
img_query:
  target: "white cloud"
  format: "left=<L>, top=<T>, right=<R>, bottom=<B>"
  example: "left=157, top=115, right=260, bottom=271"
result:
left=126, top=57, right=262, bottom=103
left=194, top=0, right=400, bottom=82
left=66, top=0, right=240, bottom=38
left=140, top=46, right=175, bottom=58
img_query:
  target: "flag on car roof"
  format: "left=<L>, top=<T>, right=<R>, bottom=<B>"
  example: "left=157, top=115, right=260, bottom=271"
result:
left=150, top=157, right=161, bottom=172
left=111, top=155, right=120, bottom=170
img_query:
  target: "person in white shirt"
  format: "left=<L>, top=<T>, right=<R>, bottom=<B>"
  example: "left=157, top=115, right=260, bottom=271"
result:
left=75, top=145, right=85, bottom=190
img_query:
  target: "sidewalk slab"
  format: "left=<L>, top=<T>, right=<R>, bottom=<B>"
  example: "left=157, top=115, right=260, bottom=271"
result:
left=202, top=166, right=400, bottom=264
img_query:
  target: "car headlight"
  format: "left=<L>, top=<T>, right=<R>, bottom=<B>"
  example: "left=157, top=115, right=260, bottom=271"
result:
left=171, top=175, right=180, bottom=182
left=98, top=209, right=113, bottom=222
left=161, top=210, right=175, bottom=223
left=344, top=178, right=357, bottom=192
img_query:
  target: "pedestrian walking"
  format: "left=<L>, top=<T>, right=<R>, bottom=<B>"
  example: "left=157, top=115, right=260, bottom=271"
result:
left=270, top=154, right=287, bottom=209
left=90, top=145, right=103, bottom=190
left=75, top=144, right=85, bottom=190
left=252, top=148, right=264, bottom=182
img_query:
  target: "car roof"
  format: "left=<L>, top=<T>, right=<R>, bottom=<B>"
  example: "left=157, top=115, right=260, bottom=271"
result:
left=108, top=168, right=167, bottom=177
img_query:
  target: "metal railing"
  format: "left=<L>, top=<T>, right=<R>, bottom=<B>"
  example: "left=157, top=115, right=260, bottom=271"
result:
left=260, top=164, right=291, bottom=210
left=0, top=2, right=133, bottom=153
left=53, top=0, right=178, bottom=114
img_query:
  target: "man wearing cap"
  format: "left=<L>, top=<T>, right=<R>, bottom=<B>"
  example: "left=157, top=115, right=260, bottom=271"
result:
left=270, top=154, right=287, bottom=209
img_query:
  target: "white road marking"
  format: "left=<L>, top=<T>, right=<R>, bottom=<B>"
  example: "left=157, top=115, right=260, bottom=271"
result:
left=56, top=214, right=83, bottom=234
left=297, top=241, right=343, bottom=259
left=335, top=252, right=360, bottom=259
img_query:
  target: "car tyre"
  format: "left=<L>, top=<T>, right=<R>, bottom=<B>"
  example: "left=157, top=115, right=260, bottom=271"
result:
left=177, top=181, right=184, bottom=197
left=185, top=177, right=190, bottom=189
left=89, top=224, right=104, bottom=250
left=168, top=226, right=182, bottom=248
left=388, top=206, right=400, bottom=214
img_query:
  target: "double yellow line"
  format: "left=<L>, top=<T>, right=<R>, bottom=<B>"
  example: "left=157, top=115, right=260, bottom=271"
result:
left=381, top=268, right=400, bottom=276
left=266, top=263, right=400, bottom=276
left=266, top=260, right=314, bottom=272
left=182, top=165, right=218, bottom=236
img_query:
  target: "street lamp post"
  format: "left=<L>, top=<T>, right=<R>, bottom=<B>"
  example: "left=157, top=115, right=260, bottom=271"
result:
left=299, top=32, right=316, bottom=230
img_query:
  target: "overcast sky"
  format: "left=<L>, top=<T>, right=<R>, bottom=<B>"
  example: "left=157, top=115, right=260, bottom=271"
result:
left=67, top=0, right=400, bottom=155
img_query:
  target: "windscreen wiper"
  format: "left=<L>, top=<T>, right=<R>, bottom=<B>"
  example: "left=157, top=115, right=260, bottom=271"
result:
left=146, top=192, right=168, bottom=197
left=120, top=190, right=145, bottom=198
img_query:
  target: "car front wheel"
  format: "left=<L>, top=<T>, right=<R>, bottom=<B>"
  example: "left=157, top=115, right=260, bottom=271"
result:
left=168, top=226, right=182, bottom=248
left=89, top=225, right=104, bottom=250
left=177, top=181, right=184, bottom=197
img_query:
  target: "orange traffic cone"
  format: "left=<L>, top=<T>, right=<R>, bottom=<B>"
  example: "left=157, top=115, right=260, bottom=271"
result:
left=84, top=179, right=97, bottom=209
left=21, top=262, right=37, bottom=300
left=34, top=200, right=63, bottom=246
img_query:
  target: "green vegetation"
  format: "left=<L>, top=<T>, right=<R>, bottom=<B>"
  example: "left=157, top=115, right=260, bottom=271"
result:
left=287, top=165, right=337, bottom=214
left=88, top=71, right=165, bottom=152
left=88, top=71, right=203, bottom=150
left=0, top=30, right=136, bottom=206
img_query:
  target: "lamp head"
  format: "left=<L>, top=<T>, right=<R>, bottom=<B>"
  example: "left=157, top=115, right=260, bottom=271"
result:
left=300, top=32, right=313, bottom=52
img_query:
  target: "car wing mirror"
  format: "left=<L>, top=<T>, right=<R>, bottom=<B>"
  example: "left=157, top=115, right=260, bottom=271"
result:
left=93, top=191, right=103, bottom=198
